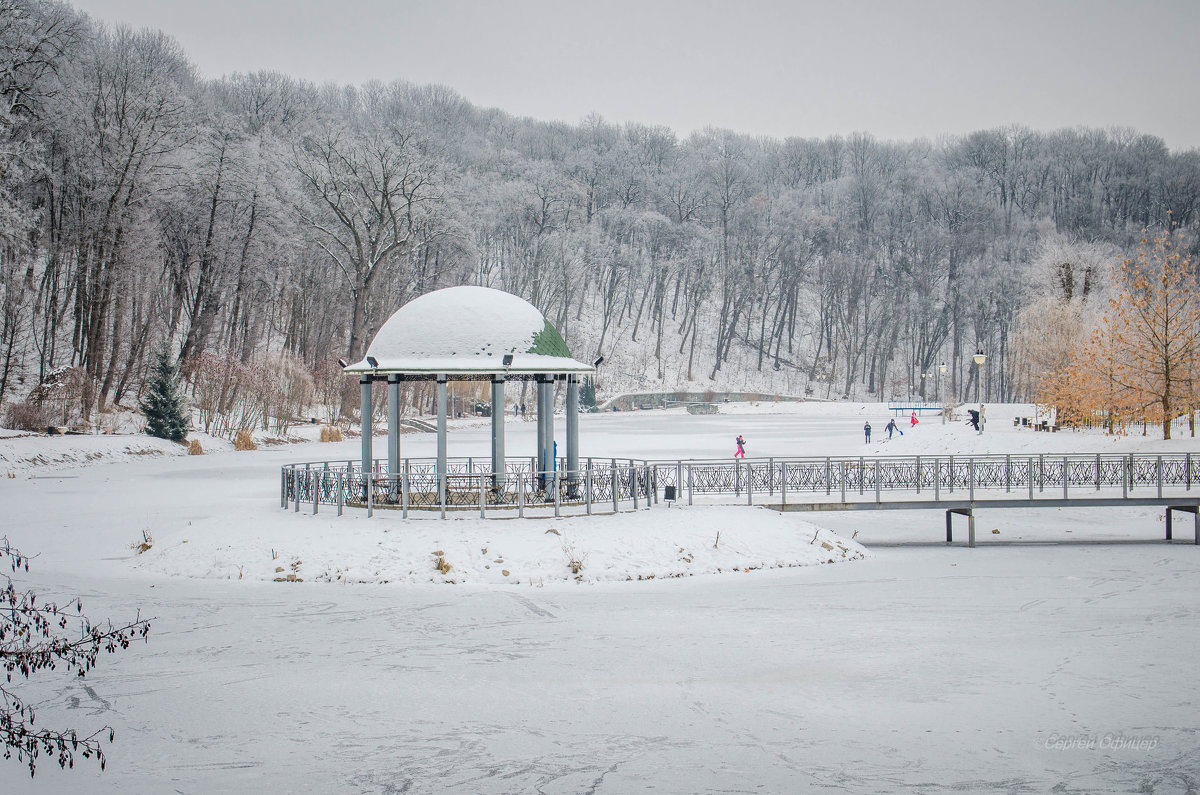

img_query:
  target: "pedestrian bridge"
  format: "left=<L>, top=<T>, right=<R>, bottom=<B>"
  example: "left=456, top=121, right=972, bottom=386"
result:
left=651, top=452, right=1200, bottom=546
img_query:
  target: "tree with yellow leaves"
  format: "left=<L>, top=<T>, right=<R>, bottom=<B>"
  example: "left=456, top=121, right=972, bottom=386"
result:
left=1043, top=229, right=1199, bottom=438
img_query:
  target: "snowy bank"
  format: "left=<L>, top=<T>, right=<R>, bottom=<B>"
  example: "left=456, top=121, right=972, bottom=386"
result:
left=130, top=505, right=867, bottom=586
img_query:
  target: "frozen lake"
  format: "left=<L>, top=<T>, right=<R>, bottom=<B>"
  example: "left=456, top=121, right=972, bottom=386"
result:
left=2, top=403, right=1199, bottom=792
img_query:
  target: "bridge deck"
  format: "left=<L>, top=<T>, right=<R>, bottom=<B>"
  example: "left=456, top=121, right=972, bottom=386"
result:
left=764, top=497, right=1200, bottom=547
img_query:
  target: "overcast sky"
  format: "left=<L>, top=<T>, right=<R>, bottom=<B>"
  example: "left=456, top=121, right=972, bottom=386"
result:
left=66, top=0, right=1200, bottom=149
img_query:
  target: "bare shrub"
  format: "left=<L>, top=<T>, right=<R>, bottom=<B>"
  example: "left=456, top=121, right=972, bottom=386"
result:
left=3, top=401, right=51, bottom=431
left=27, top=367, right=88, bottom=426
left=312, top=360, right=345, bottom=422
left=319, top=425, right=343, bottom=442
left=258, top=352, right=315, bottom=434
left=191, top=353, right=249, bottom=436
left=187, top=438, right=204, bottom=455
left=563, top=542, right=587, bottom=575
left=234, top=429, right=257, bottom=451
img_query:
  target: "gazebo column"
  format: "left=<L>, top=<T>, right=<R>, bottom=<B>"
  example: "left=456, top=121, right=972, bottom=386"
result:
left=360, top=375, right=372, bottom=499
left=566, top=374, right=579, bottom=494
left=436, top=374, right=448, bottom=500
left=387, top=374, right=401, bottom=501
left=536, top=374, right=554, bottom=490
left=490, top=376, right=505, bottom=489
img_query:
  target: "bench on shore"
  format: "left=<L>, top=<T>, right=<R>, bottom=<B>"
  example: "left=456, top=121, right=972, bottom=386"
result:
left=887, top=401, right=943, bottom=416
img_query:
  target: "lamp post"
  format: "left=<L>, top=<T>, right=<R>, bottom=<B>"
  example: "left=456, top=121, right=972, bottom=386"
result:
left=973, top=348, right=986, bottom=431
left=938, top=362, right=947, bottom=423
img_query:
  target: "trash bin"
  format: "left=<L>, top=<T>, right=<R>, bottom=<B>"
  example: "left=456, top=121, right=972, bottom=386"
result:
left=663, top=485, right=677, bottom=501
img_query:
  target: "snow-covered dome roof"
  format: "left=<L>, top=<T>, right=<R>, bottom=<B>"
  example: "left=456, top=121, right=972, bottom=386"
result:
left=344, top=286, right=594, bottom=377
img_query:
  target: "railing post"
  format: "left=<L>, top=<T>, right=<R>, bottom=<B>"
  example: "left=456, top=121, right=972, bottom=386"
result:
left=281, top=469, right=287, bottom=509
left=934, top=457, right=940, bottom=502
left=949, top=456, right=954, bottom=494
left=367, top=472, right=374, bottom=518
left=968, top=459, right=974, bottom=502
left=440, top=473, right=447, bottom=519
left=858, top=456, right=864, bottom=495
left=1157, top=456, right=1163, bottom=499
left=676, top=460, right=683, bottom=501
left=313, top=470, right=319, bottom=515
left=586, top=467, right=593, bottom=515
left=1188, top=453, right=1192, bottom=491
left=747, top=464, right=753, bottom=506
left=612, top=463, right=618, bottom=513
left=915, top=456, right=921, bottom=494
left=1039, top=454, right=1045, bottom=492
left=401, top=462, right=409, bottom=519
left=1028, top=458, right=1034, bottom=501
left=652, top=467, right=659, bottom=505
left=519, top=473, right=525, bottom=518
left=687, top=463, right=694, bottom=506
left=781, top=462, right=788, bottom=508
left=337, top=471, right=344, bottom=516
left=735, top=458, right=741, bottom=497
left=1096, top=454, right=1102, bottom=491
left=480, top=474, right=487, bottom=519
left=632, top=466, right=639, bottom=510
left=825, top=457, right=831, bottom=495
left=1121, top=456, right=1128, bottom=499
left=1063, top=456, right=1069, bottom=499
left=840, top=461, right=847, bottom=503
left=874, top=460, right=881, bottom=504
left=1005, top=454, right=1011, bottom=493
left=294, top=469, right=300, bottom=513
left=768, top=457, right=774, bottom=496
left=554, top=470, right=561, bottom=517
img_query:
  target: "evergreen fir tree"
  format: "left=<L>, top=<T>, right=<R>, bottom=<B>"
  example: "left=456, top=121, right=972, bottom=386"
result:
left=139, top=349, right=189, bottom=442
left=580, top=377, right=597, bottom=411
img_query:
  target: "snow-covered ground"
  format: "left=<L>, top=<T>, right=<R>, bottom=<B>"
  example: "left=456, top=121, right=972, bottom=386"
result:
left=1, top=402, right=1198, bottom=792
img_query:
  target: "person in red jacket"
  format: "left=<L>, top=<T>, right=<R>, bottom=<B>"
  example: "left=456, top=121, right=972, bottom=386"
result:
left=910, top=411, right=919, bottom=428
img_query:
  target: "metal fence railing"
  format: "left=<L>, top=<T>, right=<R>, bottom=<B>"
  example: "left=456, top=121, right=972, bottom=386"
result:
left=282, top=452, right=1198, bottom=518
left=281, top=457, right=656, bottom=518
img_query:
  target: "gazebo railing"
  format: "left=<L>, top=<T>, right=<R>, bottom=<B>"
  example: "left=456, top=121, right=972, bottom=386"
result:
left=282, top=457, right=656, bottom=517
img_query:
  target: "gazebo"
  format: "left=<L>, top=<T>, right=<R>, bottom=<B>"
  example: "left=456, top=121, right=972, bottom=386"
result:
left=342, top=286, right=595, bottom=500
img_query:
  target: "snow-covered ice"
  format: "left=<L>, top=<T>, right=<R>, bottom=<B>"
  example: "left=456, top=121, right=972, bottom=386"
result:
left=1, top=402, right=1198, bottom=792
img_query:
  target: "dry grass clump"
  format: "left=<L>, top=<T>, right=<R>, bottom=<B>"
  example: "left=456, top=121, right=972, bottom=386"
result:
left=187, top=438, right=204, bottom=455
left=234, top=429, right=257, bottom=451
left=320, top=425, right=343, bottom=442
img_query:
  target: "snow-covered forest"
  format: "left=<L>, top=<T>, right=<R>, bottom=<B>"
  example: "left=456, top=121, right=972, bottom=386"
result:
left=2, top=0, right=1199, bottom=429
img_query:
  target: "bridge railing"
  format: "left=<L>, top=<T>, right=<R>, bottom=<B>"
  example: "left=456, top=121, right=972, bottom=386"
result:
left=644, top=452, right=1196, bottom=503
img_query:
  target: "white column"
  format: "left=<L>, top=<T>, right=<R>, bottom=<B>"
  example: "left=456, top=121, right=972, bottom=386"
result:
left=491, top=376, right=505, bottom=488
left=566, top=374, right=579, bottom=490
left=437, top=374, right=447, bottom=501
left=360, top=375, right=372, bottom=498
left=387, top=374, right=400, bottom=499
